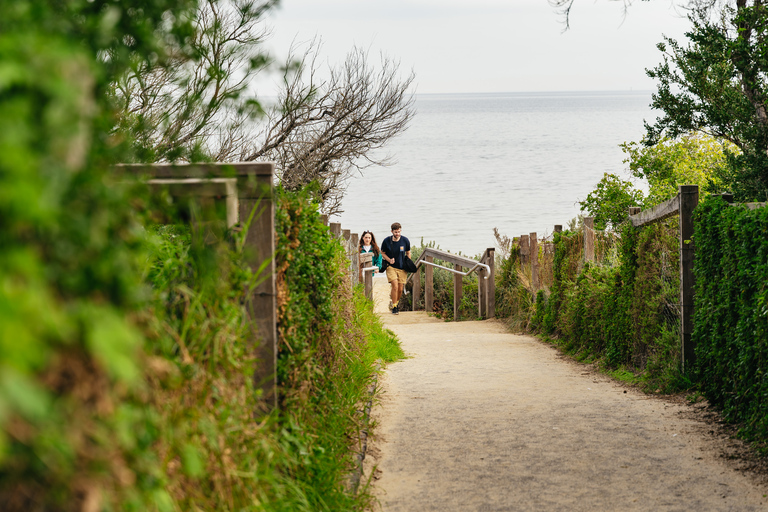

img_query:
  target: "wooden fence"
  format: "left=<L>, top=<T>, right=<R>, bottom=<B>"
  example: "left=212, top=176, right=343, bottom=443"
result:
left=122, top=163, right=279, bottom=410
left=516, top=185, right=709, bottom=372
left=409, top=247, right=496, bottom=320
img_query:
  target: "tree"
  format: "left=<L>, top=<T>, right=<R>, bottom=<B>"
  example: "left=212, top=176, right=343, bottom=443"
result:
left=579, top=172, right=645, bottom=229
left=114, top=0, right=276, bottom=163
left=244, top=45, right=415, bottom=215
left=548, top=0, right=718, bottom=28
left=645, top=2, right=768, bottom=200
left=622, top=134, right=732, bottom=205
left=116, top=0, right=415, bottom=215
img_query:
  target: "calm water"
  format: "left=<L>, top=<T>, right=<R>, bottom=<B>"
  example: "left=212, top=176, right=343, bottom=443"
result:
left=332, top=91, right=655, bottom=256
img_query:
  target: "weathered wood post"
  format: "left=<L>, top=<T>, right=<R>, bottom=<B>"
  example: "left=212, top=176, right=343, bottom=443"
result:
left=454, top=263, right=463, bottom=321
left=520, top=234, right=530, bottom=264
left=350, top=233, right=359, bottom=286
left=530, top=232, right=539, bottom=291
left=487, top=248, right=495, bottom=319
left=478, top=254, right=487, bottom=319
left=321, top=214, right=329, bottom=226
left=342, top=229, right=352, bottom=288
left=359, top=252, right=374, bottom=299
left=329, top=222, right=341, bottom=238
left=412, top=263, right=421, bottom=311
left=554, top=225, right=562, bottom=233
left=679, top=185, right=699, bottom=372
left=233, top=164, right=278, bottom=412
left=584, top=217, right=595, bottom=263
left=478, top=257, right=487, bottom=319
left=425, top=255, right=434, bottom=313
left=478, top=248, right=496, bottom=319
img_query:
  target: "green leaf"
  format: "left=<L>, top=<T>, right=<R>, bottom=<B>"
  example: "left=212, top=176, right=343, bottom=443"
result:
left=83, top=305, right=142, bottom=383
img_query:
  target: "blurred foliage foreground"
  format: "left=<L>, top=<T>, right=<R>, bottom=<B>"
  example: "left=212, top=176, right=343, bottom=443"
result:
left=2, top=183, right=402, bottom=511
left=0, top=1, right=402, bottom=509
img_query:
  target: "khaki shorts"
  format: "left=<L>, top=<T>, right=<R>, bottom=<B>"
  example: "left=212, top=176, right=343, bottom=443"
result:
left=386, top=266, right=408, bottom=285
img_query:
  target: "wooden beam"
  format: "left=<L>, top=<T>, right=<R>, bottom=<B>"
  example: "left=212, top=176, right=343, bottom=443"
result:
left=630, top=194, right=680, bottom=227
left=419, top=247, right=487, bottom=269
left=118, top=162, right=273, bottom=180
left=146, top=178, right=238, bottom=228
left=679, top=185, right=698, bottom=372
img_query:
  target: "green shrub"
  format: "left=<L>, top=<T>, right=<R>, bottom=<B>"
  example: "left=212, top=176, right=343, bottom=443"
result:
left=693, top=197, right=768, bottom=446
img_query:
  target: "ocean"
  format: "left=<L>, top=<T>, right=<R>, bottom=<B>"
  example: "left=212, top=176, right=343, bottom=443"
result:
left=331, top=91, right=657, bottom=256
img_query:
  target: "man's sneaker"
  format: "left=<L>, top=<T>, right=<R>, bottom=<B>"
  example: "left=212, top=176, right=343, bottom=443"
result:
left=392, top=306, right=399, bottom=315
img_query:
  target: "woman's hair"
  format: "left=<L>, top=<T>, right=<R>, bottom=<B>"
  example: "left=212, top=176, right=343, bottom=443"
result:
left=358, top=230, right=380, bottom=257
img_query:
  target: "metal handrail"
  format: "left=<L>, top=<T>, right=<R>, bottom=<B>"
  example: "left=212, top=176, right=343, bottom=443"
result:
left=416, top=259, right=490, bottom=279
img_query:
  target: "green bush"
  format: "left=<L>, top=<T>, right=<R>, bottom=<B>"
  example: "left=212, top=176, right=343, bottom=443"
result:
left=693, top=197, right=768, bottom=446
left=498, top=220, right=684, bottom=392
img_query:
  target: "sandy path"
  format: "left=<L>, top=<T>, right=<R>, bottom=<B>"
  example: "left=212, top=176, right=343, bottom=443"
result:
left=366, top=278, right=768, bottom=511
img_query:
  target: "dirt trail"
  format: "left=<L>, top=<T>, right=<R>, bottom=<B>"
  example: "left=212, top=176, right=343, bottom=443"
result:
left=365, top=278, right=768, bottom=511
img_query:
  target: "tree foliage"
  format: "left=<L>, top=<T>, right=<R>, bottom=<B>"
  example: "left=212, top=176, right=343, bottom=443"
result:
left=646, top=2, right=768, bottom=199
left=579, top=172, right=644, bottom=229
left=622, top=134, right=732, bottom=205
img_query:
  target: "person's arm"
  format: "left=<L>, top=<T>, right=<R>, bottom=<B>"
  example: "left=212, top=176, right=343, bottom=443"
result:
left=381, top=239, right=395, bottom=265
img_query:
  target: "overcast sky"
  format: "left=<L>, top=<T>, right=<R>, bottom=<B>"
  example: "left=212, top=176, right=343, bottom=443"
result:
left=260, top=0, right=693, bottom=94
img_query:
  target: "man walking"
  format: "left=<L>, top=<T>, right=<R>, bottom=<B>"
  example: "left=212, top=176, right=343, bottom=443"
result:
left=381, top=222, right=410, bottom=315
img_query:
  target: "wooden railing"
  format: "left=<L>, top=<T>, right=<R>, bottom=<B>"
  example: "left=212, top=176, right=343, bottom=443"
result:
left=409, top=247, right=495, bottom=320
left=121, top=162, right=278, bottom=410
left=627, top=185, right=699, bottom=371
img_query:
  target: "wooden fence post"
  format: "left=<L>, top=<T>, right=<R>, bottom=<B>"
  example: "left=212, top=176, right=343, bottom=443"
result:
left=425, top=256, right=434, bottom=313
left=478, top=248, right=495, bottom=319
left=487, top=248, right=495, bottom=319
left=478, top=258, right=487, bottom=319
left=454, top=263, right=463, bottom=321
left=679, top=185, right=699, bottom=372
left=412, top=265, right=421, bottom=311
left=350, top=233, right=359, bottom=286
left=520, top=234, right=530, bottom=264
left=584, top=217, right=595, bottom=263
left=329, top=222, right=341, bottom=238
left=530, top=232, right=539, bottom=291
left=233, top=165, right=278, bottom=413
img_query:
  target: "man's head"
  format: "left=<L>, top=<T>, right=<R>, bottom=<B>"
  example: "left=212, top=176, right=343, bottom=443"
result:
left=391, top=222, right=402, bottom=240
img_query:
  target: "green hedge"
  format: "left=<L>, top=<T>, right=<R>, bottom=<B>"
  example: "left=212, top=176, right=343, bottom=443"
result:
left=524, top=221, right=684, bottom=390
left=693, top=198, right=768, bottom=444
